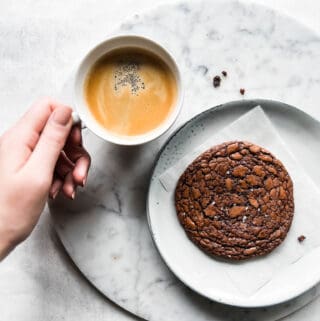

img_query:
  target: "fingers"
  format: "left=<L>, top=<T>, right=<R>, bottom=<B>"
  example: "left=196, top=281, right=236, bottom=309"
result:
left=49, top=153, right=76, bottom=200
left=55, top=152, right=74, bottom=179
left=16, top=98, right=65, bottom=134
left=64, top=126, right=91, bottom=186
left=73, top=155, right=91, bottom=186
left=49, top=177, right=63, bottom=199
left=62, top=172, right=77, bottom=200
left=49, top=172, right=76, bottom=200
left=3, top=98, right=73, bottom=172
left=17, top=98, right=69, bottom=150
left=52, top=152, right=77, bottom=200
left=47, top=126, right=90, bottom=200
left=25, top=106, right=72, bottom=180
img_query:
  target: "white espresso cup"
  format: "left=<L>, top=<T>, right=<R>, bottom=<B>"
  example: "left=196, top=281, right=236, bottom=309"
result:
left=73, top=35, right=183, bottom=145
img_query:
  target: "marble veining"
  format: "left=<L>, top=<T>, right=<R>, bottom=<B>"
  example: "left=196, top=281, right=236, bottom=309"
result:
left=51, top=1, right=320, bottom=320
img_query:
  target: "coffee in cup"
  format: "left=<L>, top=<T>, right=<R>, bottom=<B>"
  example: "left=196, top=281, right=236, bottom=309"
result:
left=84, top=48, right=177, bottom=136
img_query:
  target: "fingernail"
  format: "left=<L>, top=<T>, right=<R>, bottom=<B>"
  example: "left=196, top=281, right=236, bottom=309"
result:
left=53, top=107, right=72, bottom=125
left=82, top=177, right=86, bottom=187
left=71, top=191, right=75, bottom=200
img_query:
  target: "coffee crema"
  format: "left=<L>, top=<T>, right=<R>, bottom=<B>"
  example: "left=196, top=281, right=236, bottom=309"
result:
left=84, top=48, right=177, bottom=136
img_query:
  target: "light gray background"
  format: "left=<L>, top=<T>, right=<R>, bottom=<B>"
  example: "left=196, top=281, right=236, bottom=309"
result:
left=0, top=1, right=320, bottom=320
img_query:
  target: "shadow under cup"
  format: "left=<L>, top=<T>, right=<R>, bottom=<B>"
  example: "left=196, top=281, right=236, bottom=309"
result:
left=73, top=35, right=183, bottom=146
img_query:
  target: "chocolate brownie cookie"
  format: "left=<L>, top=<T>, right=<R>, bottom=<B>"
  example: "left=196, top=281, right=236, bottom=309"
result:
left=175, top=141, right=294, bottom=260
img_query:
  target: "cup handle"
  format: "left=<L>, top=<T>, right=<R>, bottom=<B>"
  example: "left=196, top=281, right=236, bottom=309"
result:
left=71, top=111, right=87, bottom=129
left=72, top=111, right=81, bottom=125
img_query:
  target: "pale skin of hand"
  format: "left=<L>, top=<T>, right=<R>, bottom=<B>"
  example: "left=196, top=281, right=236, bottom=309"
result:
left=0, top=98, right=91, bottom=260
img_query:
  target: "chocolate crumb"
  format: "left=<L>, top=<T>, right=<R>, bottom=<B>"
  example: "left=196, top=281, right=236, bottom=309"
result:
left=222, top=71, right=227, bottom=77
left=240, top=88, right=246, bottom=95
left=213, top=75, right=221, bottom=88
left=298, top=235, right=306, bottom=243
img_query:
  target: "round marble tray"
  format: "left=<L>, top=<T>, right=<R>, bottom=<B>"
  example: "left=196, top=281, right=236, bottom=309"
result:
left=50, top=1, right=320, bottom=320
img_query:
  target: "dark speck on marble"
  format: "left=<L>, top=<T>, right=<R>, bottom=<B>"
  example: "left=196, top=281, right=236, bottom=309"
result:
left=196, top=65, right=209, bottom=76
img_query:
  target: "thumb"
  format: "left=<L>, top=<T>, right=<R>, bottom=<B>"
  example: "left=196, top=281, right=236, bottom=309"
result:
left=26, top=106, right=73, bottom=179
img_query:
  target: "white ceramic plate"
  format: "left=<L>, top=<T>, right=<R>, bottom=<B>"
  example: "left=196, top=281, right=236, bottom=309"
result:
left=147, top=99, right=320, bottom=307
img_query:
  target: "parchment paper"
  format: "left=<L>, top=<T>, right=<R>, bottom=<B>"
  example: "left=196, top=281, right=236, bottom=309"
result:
left=159, top=107, right=320, bottom=295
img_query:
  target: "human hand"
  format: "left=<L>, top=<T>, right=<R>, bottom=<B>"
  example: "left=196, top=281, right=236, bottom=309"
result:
left=0, top=98, right=90, bottom=260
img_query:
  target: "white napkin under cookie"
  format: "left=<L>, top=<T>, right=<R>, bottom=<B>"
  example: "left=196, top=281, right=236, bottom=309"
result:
left=159, top=106, right=320, bottom=296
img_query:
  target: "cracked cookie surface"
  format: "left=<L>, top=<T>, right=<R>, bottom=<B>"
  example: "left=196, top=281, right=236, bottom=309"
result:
left=175, top=141, right=294, bottom=260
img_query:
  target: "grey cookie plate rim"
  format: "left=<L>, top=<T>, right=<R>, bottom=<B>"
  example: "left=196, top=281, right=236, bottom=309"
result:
left=146, top=98, right=320, bottom=308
